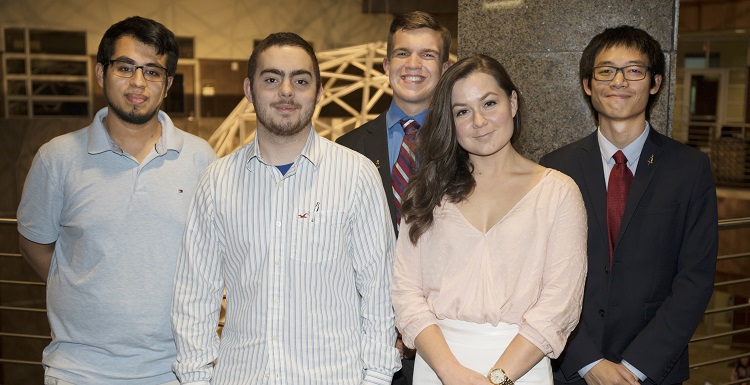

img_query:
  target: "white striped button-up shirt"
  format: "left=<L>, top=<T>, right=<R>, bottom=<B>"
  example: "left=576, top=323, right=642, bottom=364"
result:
left=171, top=128, right=400, bottom=385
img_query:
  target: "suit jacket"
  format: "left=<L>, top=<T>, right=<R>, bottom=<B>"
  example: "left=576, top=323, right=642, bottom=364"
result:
left=539, top=127, right=718, bottom=385
left=336, top=113, right=399, bottom=231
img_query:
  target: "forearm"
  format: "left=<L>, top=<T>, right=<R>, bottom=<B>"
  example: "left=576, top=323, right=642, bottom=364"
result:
left=491, top=334, right=545, bottom=381
left=18, top=235, right=54, bottom=280
left=413, top=325, right=464, bottom=380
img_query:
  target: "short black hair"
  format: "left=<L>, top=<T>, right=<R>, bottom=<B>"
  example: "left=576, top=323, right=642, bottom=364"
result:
left=387, top=11, right=452, bottom=63
left=246, top=32, right=321, bottom=92
left=580, top=25, right=665, bottom=116
left=96, top=16, right=179, bottom=77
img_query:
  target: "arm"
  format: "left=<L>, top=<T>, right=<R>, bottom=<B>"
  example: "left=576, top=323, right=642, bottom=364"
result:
left=538, top=155, right=606, bottom=379
left=171, top=171, right=225, bottom=385
left=518, top=175, right=588, bottom=358
left=620, top=154, right=718, bottom=382
left=17, top=148, right=62, bottom=282
left=413, top=325, right=491, bottom=385
left=349, top=160, right=401, bottom=385
left=18, top=236, right=54, bottom=280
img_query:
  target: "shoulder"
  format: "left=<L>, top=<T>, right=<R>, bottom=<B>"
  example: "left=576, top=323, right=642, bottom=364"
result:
left=38, top=126, right=89, bottom=159
left=335, top=114, right=386, bottom=146
left=538, top=168, right=583, bottom=198
left=176, top=129, right=217, bottom=161
left=541, top=133, right=592, bottom=163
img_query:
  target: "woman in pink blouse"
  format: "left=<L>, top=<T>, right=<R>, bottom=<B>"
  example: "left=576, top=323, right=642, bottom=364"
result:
left=393, top=54, right=587, bottom=385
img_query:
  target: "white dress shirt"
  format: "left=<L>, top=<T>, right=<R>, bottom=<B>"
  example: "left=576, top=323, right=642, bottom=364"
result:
left=171, top=128, right=400, bottom=385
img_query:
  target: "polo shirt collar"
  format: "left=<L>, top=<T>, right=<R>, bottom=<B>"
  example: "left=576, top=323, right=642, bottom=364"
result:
left=87, top=107, right=184, bottom=156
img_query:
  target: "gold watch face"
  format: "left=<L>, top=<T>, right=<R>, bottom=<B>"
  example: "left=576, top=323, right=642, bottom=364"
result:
left=489, top=368, right=506, bottom=384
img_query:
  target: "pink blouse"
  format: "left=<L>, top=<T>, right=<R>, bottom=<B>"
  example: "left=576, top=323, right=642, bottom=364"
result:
left=392, top=169, right=587, bottom=358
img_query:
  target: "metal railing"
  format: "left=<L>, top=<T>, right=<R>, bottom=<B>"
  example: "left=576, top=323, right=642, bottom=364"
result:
left=689, top=217, right=750, bottom=385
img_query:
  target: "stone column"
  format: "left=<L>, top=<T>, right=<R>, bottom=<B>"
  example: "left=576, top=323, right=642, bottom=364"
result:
left=458, top=0, right=678, bottom=160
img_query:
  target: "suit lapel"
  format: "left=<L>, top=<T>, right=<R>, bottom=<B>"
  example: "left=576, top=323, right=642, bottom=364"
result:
left=362, top=114, right=398, bottom=230
left=579, top=132, right=609, bottom=253
left=616, top=128, right=663, bottom=246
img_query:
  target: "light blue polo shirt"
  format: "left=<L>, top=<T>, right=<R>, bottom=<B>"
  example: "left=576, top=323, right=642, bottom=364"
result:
left=17, top=108, right=217, bottom=385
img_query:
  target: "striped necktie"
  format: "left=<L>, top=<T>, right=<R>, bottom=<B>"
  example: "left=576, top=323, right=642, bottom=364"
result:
left=392, top=119, right=419, bottom=229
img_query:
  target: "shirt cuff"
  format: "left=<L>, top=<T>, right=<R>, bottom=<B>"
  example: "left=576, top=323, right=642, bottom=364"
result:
left=362, top=369, right=393, bottom=385
left=622, top=360, right=647, bottom=382
left=578, top=359, right=603, bottom=378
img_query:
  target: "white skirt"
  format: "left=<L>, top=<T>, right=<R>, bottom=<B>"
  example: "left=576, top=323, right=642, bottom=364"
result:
left=413, top=319, right=552, bottom=385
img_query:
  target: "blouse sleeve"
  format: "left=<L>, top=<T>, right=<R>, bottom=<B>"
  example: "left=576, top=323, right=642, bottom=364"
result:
left=391, top=221, right=439, bottom=349
left=518, top=176, right=588, bottom=358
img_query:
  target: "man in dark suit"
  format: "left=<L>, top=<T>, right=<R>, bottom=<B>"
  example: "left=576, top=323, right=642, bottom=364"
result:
left=336, top=11, right=451, bottom=385
left=540, top=26, right=718, bottom=385
left=337, top=11, right=451, bottom=231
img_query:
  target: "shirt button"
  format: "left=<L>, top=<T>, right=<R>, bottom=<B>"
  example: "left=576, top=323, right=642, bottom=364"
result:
left=275, top=259, right=280, bottom=265
left=599, top=309, right=605, bottom=317
left=273, top=336, right=278, bottom=341
left=276, top=222, right=281, bottom=226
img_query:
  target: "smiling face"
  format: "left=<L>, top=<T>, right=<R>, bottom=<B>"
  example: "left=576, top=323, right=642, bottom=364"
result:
left=245, top=45, right=322, bottom=138
left=452, top=71, right=517, bottom=159
left=96, top=35, right=172, bottom=126
left=383, top=28, right=450, bottom=116
left=584, top=44, right=662, bottom=133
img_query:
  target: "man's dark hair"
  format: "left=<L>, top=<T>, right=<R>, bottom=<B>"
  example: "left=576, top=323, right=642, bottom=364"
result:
left=247, top=32, right=320, bottom=92
left=580, top=25, right=665, bottom=116
left=387, top=11, right=452, bottom=63
left=96, top=16, right=179, bottom=77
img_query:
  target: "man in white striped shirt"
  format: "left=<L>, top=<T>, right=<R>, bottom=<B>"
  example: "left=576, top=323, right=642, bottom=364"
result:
left=171, top=32, right=401, bottom=385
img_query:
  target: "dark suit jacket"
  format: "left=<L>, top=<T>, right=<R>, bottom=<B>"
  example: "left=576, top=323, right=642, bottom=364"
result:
left=539, top=127, right=718, bottom=385
left=336, top=113, right=399, bottom=231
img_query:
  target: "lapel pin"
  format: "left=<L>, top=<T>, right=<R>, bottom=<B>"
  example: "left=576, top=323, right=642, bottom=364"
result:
left=647, top=154, right=654, bottom=166
left=375, top=159, right=381, bottom=169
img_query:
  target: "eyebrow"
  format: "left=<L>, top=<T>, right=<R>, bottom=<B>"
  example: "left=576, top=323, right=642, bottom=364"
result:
left=111, top=56, right=165, bottom=68
left=451, top=92, right=499, bottom=108
left=259, top=68, right=313, bottom=78
left=595, top=60, right=648, bottom=66
left=393, top=47, right=440, bottom=55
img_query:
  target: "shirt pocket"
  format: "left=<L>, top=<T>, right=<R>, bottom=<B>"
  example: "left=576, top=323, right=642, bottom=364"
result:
left=290, top=210, right=345, bottom=263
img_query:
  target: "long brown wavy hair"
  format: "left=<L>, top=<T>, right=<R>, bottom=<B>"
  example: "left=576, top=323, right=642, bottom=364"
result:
left=401, top=54, right=523, bottom=244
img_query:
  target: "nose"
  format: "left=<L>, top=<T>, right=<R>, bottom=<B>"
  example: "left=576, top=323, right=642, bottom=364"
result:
left=610, top=68, right=627, bottom=87
left=406, top=54, right=422, bottom=69
left=129, top=67, right=147, bottom=87
left=473, top=110, right=487, bottom=128
left=279, top=78, right=294, bottom=97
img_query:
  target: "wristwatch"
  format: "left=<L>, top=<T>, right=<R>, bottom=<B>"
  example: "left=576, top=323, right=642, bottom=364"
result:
left=488, top=368, right=514, bottom=385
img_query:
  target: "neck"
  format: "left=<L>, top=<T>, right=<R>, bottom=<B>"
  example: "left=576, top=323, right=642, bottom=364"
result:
left=599, top=116, right=647, bottom=149
left=395, top=100, right=427, bottom=117
left=468, top=144, right=521, bottom=176
left=256, top=125, right=311, bottom=165
left=104, top=112, right=162, bottom=163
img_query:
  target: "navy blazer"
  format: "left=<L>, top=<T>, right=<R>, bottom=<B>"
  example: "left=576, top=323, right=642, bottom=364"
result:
left=539, top=127, right=718, bottom=385
left=336, top=113, right=399, bottom=232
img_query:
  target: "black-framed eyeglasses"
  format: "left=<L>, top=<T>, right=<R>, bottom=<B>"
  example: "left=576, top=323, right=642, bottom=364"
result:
left=593, top=65, right=650, bottom=81
left=108, top=60, right=168, bottom=82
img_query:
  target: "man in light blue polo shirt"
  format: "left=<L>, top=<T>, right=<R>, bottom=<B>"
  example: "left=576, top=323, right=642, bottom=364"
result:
left=17, top=16, right=216, bottom=385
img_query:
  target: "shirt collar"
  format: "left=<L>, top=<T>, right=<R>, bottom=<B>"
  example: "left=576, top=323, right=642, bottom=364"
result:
left=385, top=101, right=428, bottom=133
left=597, top=121, right=650, bottom=167
left=246, top=126, right=322, bottom=170
left=87, top=107, right=184, bottom=155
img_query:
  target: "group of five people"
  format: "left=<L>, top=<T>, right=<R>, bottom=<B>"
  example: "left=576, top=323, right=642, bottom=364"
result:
left=17, top=10, right=718, bottom=385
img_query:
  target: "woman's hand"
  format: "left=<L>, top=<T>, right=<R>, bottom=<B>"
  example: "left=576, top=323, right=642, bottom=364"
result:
left=438, top=364, right=492, bottom=385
